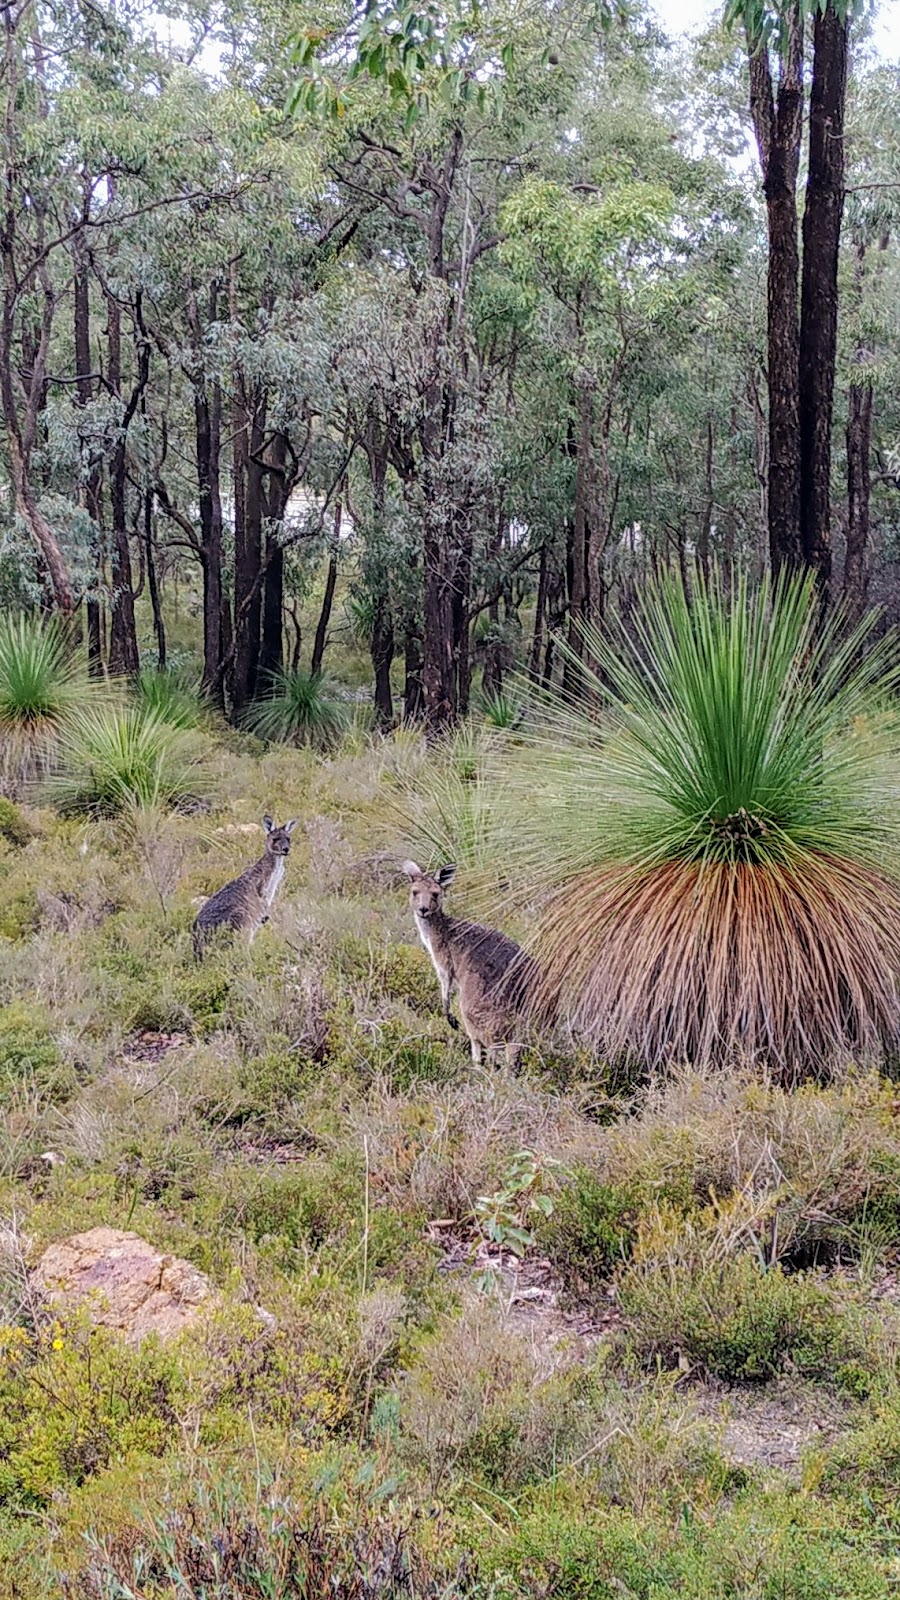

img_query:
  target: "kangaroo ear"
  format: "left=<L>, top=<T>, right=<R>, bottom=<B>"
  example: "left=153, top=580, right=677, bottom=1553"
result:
left=284, top=819, right=299, bottom=835
left=400, top=859, right=422, bottom=880
left=437, top=863, right=457, bottom=889
left=262, top=815, right=274, bottom=833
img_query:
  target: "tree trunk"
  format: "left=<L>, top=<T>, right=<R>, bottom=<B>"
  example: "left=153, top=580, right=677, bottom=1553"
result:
left=258, top=534, right=284, bottom=685
left=311, top=552, right=338, bottom=678
left=144, top=485, right=166, bottom=670
left=188, top=284, right=225, bottom=706
left=564, top=391, right=589, bottom=692
left=106, top=293, right=140, bottom=675
left=404, top=629, right=424, bottom=722
left=845, top=380, right=872, bottom=617
left=196, top=381, right=223, bottom=705
left=371, top=595, right=395, bottom=729
left=451, top=527, right=473, bottom=717
left=746, top=5, right=804, bottom=579
left=422, top=502, right=455, bottom=732
left=798, top=0, right=849, bottom=597
left=529, top=540, right=550, bottom=683
left=232, top=377, right=266, bottom=712
left=74, top=238, right=104, bottom=674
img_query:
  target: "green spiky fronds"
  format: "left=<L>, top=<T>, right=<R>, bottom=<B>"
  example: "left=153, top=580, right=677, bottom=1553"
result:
left=494, top=570, right=900, bottom=1075
left=0, top=614, right=84, bottom=784
left=245, top=670, right=348, bottom=750
left=49, top=706, right=210, bottom=816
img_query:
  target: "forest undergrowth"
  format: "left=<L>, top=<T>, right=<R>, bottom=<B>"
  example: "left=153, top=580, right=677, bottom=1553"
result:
left=1, top=725, right=900, bottom=1598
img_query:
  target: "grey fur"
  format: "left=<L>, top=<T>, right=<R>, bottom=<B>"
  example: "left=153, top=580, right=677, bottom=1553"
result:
left=400, top=859, right=534, bottom=1066
left=193, top=816, right=298, bottom=957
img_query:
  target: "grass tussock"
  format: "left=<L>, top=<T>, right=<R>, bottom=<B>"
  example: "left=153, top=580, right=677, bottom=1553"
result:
left=495, top=570, right=900, bottom=1075
left=48, top=705, right=211, bottom=816
left=0, top=615, right=84, bottom=791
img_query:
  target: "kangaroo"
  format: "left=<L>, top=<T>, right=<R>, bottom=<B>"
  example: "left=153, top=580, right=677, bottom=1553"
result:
left=400, top=860, right=533, bottom=1066
left=193, top=816, right=297, bottom=957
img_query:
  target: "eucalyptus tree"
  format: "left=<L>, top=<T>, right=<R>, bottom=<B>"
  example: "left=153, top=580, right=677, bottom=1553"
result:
left=838, top=61, right=900, bottom=617
left=727, top=0, right=855, bottom=592
left=291, top=0, right=624, bottom=727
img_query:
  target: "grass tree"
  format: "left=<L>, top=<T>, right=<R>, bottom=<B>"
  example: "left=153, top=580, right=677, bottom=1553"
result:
left=245, top=668, right=348, bottom=750
left=0, top=615, right=84, bottom=789
left=496, top=570, right=900, bottom=1076
left=49, top=706, right=209, bottom=816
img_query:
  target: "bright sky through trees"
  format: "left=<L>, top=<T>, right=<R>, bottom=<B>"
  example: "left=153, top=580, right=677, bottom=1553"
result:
left=653, top=0, right=900, bottom=54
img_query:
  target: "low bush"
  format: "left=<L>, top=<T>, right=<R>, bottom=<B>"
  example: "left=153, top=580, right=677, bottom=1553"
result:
left=0, top=1003, right=72, bottom=1107
left=74, top=1471, right=474, bottom=1600
left=477, top=1486, right=891, bottom=1599
left=537, top=1169, right=637, bottom=1300
left=245, top=669, right=348, bottom=750
left=133, top=667, right=206, bottom=730
left=620, top=1249, right=867, bottom=1383
left=0, top=799, right=30, bottom=848
left=0, top=1319, right=179, bottom=1508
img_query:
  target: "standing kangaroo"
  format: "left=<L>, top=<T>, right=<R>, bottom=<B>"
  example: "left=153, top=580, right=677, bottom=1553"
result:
left=400, top=860, right=533, bottom=1065
left=193, top=816, right=297, bottom=957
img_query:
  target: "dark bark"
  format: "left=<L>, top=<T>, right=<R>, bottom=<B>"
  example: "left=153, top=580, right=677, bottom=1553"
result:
left=105, top=292, right=140, bottom=675
left=74, top=236, right=103, bottom=674
left=451, top=527, right=473, bottom=717
left=144, top=485, right=166, bottom=669
left=528, top=540, right=549, bottom=683
left=371, top=595, right=395, bottom=729
left=311, top=552, right=338, bottom=678
left=746, top=5, right=804, bottom=579
left=232, top=376, right=266, bottom=712
left=563, top=395, right=589, bottom=693
left=845, top=379, right=872, bottom=616
left=798, top=0, right=849, bottom=596
left=404, top=629, right=424, bottom=722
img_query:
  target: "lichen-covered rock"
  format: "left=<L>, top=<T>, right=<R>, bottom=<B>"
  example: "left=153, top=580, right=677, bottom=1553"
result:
left=33, top=1226, right=217, bottom=1342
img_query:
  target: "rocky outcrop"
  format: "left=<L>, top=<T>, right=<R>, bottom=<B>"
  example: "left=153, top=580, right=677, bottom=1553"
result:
left=33, top=1227, right=217, bottom=1342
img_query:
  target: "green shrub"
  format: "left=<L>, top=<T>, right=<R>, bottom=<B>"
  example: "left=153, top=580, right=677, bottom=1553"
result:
left=335, top=936, right=438, bottom=1014
left=538, top=1170, right=637, bottom=1300
left=620, top=1252, right=863, bottom=1383
left=239, top=1038, right=320, bottom=1113
left=245, top=669, right=348, bottom=750
left=0, top=1320, right=179, bottom=1508
left=48, top=705, right=209, bottom=816
left=76, top=1471, right=466, bottom=1600
left=496, top=568, right=900, bottom=1075
left=0, top=876, right=38, bottom=940
left=0, top=799, right=30, bottom=848
left=477, top=1486, right=890, bottom=1599
left=0, top=1002, right=71, bottom=1105
left=326, top=1010, right=456, bottom=1092
left=823, top=1391, right=900, bottom=1511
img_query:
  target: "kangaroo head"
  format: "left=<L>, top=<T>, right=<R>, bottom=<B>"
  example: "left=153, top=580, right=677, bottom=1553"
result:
left=262, top=815, right=298, bottom=857
left=401, top=859, right=456, bottom=921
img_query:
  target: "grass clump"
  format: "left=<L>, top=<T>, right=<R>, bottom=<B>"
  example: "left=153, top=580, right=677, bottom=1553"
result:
left=133, top=668, right=205, bottom=730
left=498, top=569, right=900, bottom=1076
left=246, top=669, right=347, bottom=750
left=0, top=799, right=30, bottom=848
left=620, top=1247, right=867, bottom=1383
left=0, top=614, right=83, bottom=789
left=49, top=706, right=209, bottom=816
